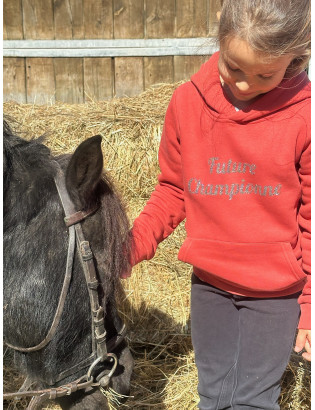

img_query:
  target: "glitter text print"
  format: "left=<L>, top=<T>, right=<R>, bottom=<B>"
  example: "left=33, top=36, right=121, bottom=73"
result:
left=187, top=157, right=282, bottom=200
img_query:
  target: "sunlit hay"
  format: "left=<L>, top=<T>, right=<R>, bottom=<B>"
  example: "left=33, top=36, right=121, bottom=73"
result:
left=3, top=83, right=311, bottom=410
left=4, top=83, right=177, bottom=200
left=100, top=387, right=132, bottom=409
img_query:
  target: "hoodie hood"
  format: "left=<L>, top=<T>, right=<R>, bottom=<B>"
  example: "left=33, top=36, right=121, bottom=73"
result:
left=191, top=52, right=311, bottom=123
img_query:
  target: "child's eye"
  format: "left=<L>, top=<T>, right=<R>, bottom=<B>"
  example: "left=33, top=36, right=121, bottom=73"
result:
left=259, top=74, right=274, bottom=80
left=226, top=62, right=239, bottom=72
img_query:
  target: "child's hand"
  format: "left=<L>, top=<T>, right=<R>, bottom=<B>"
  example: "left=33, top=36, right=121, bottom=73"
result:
left=294, top=329, right=311, bottom=361
left=120, top=270, right=132, bottom=279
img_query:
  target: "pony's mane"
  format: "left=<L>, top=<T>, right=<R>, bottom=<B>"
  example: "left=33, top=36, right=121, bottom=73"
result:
left=3, top=121, right=58, bottom=230
left=3, top=120, right=54, bottom=173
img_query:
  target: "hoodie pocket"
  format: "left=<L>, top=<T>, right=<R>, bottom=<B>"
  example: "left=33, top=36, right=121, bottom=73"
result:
left=178, top=238, right=306, bottom=293
left=281, top=242, right=305, bottom=280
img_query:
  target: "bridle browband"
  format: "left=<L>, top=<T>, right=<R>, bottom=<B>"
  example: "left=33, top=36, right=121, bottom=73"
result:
left=4, top=165, right=127, bottom=405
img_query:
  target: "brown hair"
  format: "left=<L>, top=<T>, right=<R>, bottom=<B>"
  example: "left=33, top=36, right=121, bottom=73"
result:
left=218, top=0, right=311, bottom=77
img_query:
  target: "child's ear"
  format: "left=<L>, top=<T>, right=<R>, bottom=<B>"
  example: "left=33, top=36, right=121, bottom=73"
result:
left=216, top=11, right=221, bottom=21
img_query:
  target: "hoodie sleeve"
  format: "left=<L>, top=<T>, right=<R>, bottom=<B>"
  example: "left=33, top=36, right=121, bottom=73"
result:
left=297, top=115, right=311, bottom=329
left=130, top=89, right=186, bottom=265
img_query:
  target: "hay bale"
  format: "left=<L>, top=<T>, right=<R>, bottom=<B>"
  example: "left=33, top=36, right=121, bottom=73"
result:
left=3, top=83, right=311, bottom=410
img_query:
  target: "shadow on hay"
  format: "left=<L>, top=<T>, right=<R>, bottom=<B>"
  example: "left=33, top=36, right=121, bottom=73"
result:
left=116, top=282, right=194, bottom=408
left=279, top=349, right=311, bottom=409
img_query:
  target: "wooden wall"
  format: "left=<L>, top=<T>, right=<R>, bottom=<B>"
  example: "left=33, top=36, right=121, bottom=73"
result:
left=3, top=0, right=221, bottom=104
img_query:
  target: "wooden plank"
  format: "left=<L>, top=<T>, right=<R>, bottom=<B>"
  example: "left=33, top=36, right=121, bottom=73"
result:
left=146, top=0, right=176, bottom=38
left=144, top=56, right=174, bottom=89
left=69, top=0, right=85, bottom=39
left=114, top=0, right=144, bottom=39
left=23, top=0, right=54, bottom=39
left=115, top=57, right=143, bottom=97
left=54, top=58, right=84, bottom=103
left=84, top=58, right=113, bottom=101
left=176, top=0, right=208, bottom=38
left=174, top=55, right=210, bottom=82
left=83, top=0, right=113, bottom=39
left=54, top=0, right=84, bottom=39
left=3, top=0, right=24, bottom=40
left=4, top=38, right=218, bottom=57
left=208, top=0, right=221, bottom=36
left=26, top=58, right=55, bottom=104
left=3, top=58, right=26, bottom=103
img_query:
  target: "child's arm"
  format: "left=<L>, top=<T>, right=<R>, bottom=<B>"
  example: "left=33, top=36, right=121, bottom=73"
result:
left=131, top=90, right=186, bottom=265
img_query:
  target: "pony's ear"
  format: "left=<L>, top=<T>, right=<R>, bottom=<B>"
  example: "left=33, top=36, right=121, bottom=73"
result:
left=66, top=135, right=104, bottom=207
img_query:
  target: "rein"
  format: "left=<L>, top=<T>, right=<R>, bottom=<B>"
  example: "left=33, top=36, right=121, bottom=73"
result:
left=4, top=165, right=127, bottom=405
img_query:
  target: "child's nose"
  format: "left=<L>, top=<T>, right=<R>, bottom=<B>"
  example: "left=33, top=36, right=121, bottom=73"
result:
left=235, top=81, right=251, bottom=92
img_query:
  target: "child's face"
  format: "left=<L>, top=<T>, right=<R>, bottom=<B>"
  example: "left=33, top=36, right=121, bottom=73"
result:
left=218, top=37, right=293, bottom=104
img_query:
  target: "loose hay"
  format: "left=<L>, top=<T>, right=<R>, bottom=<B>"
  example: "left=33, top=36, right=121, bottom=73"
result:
left=3, top=83, right=311, bottom=409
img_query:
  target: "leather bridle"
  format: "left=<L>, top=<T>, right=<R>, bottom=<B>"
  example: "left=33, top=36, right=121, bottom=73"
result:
left=4, top=165, right=128, bottom=406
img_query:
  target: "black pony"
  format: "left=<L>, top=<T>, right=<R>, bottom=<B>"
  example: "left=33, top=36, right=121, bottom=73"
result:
left=3, top=120, right=133, bottom=409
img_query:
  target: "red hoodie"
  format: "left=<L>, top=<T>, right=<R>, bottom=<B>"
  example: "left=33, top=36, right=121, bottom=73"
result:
left=131, top=52, right=311, bottom=329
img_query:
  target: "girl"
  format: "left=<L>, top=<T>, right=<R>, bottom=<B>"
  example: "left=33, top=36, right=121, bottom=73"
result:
left=126, top=0, right=311, bottom=408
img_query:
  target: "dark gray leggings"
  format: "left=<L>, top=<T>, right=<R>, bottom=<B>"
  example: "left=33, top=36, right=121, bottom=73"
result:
left=191, top=273, right=300, bottom=410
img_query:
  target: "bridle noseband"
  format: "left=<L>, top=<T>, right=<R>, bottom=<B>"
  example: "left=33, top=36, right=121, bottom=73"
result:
left=4, top=165, right=128, bottom=405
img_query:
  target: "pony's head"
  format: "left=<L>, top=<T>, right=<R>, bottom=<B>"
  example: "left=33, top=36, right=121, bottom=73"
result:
left=3, top=120, right=133, bottom=408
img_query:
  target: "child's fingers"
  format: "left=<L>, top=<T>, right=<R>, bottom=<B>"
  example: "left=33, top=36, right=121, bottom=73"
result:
left=294, top=329, right=311, bottom=361
left=302, top=351, right=311, bottom=361
left=302, top=339, right=311, bottom=361
left=294, top=330, right=307, bottom=352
